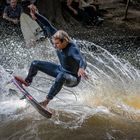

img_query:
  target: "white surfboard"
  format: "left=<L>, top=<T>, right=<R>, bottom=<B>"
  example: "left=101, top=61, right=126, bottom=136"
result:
left=20, top=13, right=46, bottom=47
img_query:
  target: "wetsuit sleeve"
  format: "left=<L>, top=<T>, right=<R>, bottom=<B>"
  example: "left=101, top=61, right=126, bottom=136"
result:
left=71, top=47, right=87, bottom=69
left=35, top=13, right=57, bottom=37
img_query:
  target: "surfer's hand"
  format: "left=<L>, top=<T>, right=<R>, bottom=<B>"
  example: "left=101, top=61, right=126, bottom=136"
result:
left=78, top=68, right=88, bottom=79
left=73, top=10, right=78, bottom=15
left=30, top=12, right=37, bottom=20
left=28, top=4, right=38, bottom=20
left=28, top=4, right=37, bottom=14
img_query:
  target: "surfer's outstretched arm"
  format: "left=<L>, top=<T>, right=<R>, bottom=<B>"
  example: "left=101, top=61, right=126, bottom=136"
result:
left=28, top=4, right=57, bottom=37
left=35, top=13, right=57, bottom=37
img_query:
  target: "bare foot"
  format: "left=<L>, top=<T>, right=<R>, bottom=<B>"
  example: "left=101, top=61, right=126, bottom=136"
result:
left=14, top=76, right=30, bottom=86
left=39, top=99, right=50, bottom=108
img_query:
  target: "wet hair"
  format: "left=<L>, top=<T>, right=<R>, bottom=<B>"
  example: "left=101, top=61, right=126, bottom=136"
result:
left=52, top=30, right=71, bottom=43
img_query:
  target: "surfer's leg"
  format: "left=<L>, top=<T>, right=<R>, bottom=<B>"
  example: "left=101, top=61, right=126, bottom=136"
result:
left=47, top=72, right=65, bottom=100
left=64, top=73, right=80, bottom=87
left=25, top=60, right=60, bottom=84
left=47, top=73, right=80, bottom=100
left=40, top=72, right=68, bottom=107
left=40, top=73, right=80, bottom=107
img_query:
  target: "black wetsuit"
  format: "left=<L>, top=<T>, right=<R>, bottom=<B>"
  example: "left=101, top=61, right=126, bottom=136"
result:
left=25, top=13, right=87, bottom=100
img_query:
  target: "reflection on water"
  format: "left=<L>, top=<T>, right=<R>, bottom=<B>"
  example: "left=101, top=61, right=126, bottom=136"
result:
left=124, top=95, right=140, bottom=109
left=1, top=25, right=140, bottom=140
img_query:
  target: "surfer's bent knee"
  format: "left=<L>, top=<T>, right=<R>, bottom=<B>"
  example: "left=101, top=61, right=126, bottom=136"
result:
left=31, top=60, right=39, bottom=66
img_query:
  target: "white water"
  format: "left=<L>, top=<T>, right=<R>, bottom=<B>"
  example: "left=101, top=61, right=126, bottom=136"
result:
left=1, top=37, right=140, bottom=130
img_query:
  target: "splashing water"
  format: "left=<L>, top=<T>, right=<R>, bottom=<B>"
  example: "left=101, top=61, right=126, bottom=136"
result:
left=1, top=27, right=140, bottom=130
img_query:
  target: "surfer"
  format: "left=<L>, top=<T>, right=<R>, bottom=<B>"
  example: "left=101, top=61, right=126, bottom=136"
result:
left=16, top=4, right=88, bottom=108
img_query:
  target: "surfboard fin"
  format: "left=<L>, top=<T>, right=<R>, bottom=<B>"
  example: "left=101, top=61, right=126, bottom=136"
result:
left=20, top=95, right=26, bottom=100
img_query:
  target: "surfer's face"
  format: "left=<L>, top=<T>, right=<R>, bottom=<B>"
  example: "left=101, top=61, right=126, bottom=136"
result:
left=53, top=38, right=67, bottom=50
left=10, top=0, right=17, bottom=8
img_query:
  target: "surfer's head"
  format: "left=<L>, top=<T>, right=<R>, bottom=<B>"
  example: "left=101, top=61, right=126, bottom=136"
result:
left=10, top=0, right=17, bottom=9
left=52, top=30, right=71, bottom=50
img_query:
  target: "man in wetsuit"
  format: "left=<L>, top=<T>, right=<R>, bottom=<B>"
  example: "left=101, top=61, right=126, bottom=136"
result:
left=16, top=4, right=87, bottom=108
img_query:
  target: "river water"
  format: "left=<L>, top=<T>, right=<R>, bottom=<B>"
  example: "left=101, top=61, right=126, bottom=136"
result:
left=0, top=23, right=140, bottom=140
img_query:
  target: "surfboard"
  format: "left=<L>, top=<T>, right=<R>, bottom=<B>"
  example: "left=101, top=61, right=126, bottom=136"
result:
left=11, top=77, right=52, bottom=118
left=20, top=13, right=46, bottom=47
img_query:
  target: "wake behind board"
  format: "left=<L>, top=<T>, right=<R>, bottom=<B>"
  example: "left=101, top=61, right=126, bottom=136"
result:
left=20, top=13, right=45, bottom=47
left=11, top=77, right=52, bottom=118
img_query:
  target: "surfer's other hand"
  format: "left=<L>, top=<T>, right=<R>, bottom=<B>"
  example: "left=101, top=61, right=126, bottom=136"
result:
left=78, top=68, right=88, bottom=79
